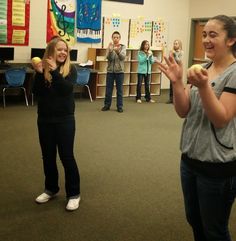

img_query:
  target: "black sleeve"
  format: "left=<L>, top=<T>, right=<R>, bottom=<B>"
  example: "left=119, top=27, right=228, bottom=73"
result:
left=68, top=64, right=77, bottom=84
left=32, top=72, right=47, bottom=96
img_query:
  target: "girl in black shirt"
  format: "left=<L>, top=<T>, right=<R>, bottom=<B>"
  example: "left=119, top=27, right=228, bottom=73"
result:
left=32, top=37, right=80, bottom=211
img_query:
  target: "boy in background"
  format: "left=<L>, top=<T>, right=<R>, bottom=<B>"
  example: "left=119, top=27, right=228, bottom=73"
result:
left=101, top=31, right=126, bottom=113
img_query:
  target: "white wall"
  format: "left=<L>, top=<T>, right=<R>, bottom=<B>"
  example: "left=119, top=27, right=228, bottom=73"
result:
left=189, top=0, right=235, bottom=18
left=12, top=0, right=190, bottom=88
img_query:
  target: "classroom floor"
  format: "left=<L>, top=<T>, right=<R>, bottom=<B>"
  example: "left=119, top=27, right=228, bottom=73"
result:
left=0, top=96, right=236, bottom=241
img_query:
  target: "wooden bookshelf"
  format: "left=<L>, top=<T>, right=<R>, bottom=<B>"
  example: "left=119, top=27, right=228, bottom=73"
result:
left=88, top=48, right=163, bottom=99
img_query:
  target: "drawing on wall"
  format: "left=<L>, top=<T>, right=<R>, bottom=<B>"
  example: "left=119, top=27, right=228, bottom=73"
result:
left=129, top=19, right=152, bottom=48
left=152, top=19, right=168, bottom=49
left=47, top=0, right=76, bottom=46
left=102, top=16, right=129, bottom=48
left=104, top=0, right=144, bottom=4
left=76, top=0, right=102, bottom=43
left=0, top=0, right=30, bottom=46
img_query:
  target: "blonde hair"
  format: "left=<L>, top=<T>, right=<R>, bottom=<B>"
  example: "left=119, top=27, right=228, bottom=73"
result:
left=173, top=39, right=182, bottom=51
left=43, top=37, right=71, bottom=82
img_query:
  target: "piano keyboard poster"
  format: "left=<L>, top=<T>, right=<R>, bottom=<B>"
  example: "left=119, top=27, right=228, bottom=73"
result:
left=47, top=0, right=76, bottom=46
left=76, top=0, right=101, bottom=43
left=102, top=17, right=129, bottom=48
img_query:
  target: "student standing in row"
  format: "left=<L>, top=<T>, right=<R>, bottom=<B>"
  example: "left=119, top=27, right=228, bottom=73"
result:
left=32, top=37, right=81, bottom=211
left=157, top=15, right=236, bottom=241
left=101, top=31, right=126, bottom=113
left=166, top=39, right=183, bottom=104
left=136, top=40, right=155, bottom=103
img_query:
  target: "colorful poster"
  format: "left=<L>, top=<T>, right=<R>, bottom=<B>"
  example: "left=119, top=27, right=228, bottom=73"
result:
left=104, top=0, right=143, bottom=4
left=152, top=19, right=168, bottom=49
left=0, top=0, right=8, bottom=43
left=12, top=0, right=25, bottom=26
left=102, top=16, right=129, bottom=48
left=76, top=0, right=102, bottom=43
left=0, top=0, right=30, bottom=46
left=129, top=19, right=152, bottom=49
left=12, top=29, right=25, bottom=44
left=47, top=0, right=76, bottom=46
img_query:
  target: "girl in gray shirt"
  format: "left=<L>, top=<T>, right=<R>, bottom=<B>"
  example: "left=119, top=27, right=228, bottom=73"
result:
left=157, top=15, right=236, bottom=241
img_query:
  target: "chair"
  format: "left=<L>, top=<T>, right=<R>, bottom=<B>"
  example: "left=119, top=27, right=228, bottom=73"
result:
left=2, top=67, right=28, bottom=108
left=74, top=67, right=93, bottom=102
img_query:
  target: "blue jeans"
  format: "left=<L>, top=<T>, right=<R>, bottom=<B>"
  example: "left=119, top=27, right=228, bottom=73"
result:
left=136, top=73, right=151, bottom=101
left=38, top=117, right=80, bottom=198
left=104, top=72, right=124, bottom=109
left=180, top=159, right=236, bottom=241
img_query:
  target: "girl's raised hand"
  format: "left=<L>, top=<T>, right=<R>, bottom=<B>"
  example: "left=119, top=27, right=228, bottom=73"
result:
left=46, top=57, right=57, bottom=71
left=156, top=53, right=183, bottom=84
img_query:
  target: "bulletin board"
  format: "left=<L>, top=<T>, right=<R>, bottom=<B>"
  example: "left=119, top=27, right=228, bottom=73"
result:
left=152, top=19, right=168, bottom=49
left=128, top=19, right=152, bottom=49
left=102, top=17, right=130, bottom=48
left=0, top=0, right=30, bottom=46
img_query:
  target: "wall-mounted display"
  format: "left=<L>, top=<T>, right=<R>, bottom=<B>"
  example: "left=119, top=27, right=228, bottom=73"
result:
left=76, top=0, right=102, bottom=43
left=102, top=16, right=168, bottom=49
left=102, top=16, right=129, bottom=48
left=104, top=0, right=143, bottom=4
left=152, top=19, right=168, bottom=49
left=129, top=19, right=152, bottom=48
left=47, top=0, right=76, bottom=46
left=0, top=0, right=30, bottom=46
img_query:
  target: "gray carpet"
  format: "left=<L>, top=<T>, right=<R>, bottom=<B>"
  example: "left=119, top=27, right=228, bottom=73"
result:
left=0, top=94, right=235, bottom=241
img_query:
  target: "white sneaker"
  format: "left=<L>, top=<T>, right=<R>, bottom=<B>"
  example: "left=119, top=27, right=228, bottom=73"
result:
left=150, top=99, right=155, bottom=103
left=35, top=192, right=55, bottom=204
left=66, top=196, right=81, bottom=211
left=137, top=99, right=142, bottom=103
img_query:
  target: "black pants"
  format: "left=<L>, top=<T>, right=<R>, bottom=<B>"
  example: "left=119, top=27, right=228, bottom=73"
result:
left=181, top=160, right=236, bottom=241
left=136, top=73, right=151, bottom=101
left=37, top=117, right=80, bottom=198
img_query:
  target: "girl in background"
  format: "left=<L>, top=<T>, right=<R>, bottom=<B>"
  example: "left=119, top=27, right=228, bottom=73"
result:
left=136, top=40, right=155, bottom=103
left=32, top=37, right=81, bottom=211
left=166, top=39, right=183, bottom=104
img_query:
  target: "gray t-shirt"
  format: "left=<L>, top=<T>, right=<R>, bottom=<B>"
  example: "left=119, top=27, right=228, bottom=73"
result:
left=180, top=62, right=236, bottom=163
left=173, top=50, right=183, bottom=63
